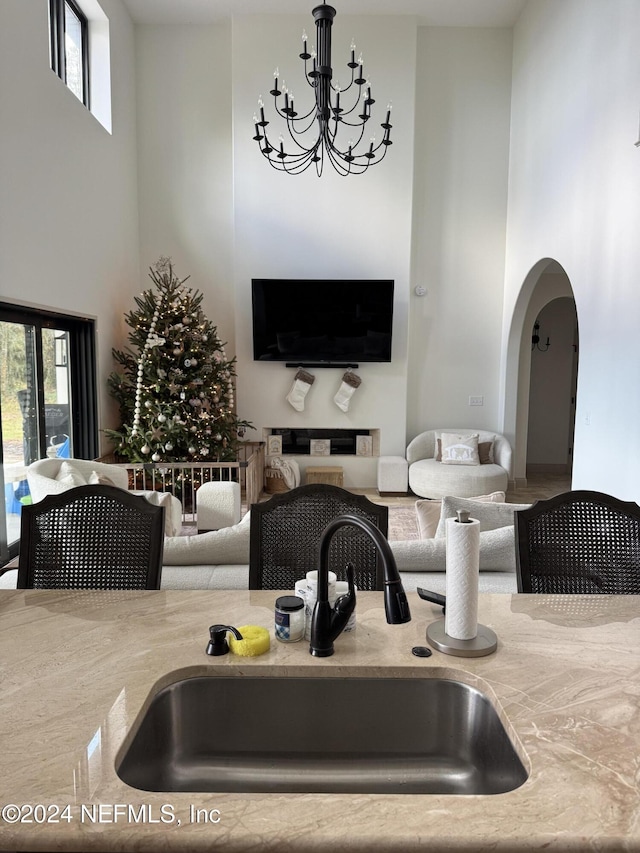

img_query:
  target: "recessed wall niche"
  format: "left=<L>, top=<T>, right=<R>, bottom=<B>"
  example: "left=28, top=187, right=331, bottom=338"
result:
left=263, top=428, right=380, bottom=458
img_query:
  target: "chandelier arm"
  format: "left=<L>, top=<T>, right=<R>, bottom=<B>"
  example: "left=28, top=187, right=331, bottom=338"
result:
left=272, top=99, right=317, bottom=124
left=330, top=65, right=356, bottom=94
left=263, top=146, right=317, bottom=174
left=333, top=105, right=361, bottom=122
left=322, top=126, right=360, bottom=175
left=337, top=121, right=368, bottom=152
left=261, top=129, right=308, bottom=156
left=263, top=124, right=323, bottom=163
left=287, top=112, right=319, bottom=138
left=336, top=114, right=369, bottom=128
left=326, top=142, right=370, bottom=176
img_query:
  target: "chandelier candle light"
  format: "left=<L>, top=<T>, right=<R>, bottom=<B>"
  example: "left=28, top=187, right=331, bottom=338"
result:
left=253, top=2, right=393, bottom=176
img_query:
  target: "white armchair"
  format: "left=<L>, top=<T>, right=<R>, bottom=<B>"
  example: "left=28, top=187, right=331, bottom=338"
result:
left=27, top=458, right=129, bottom=503
left=26, top=458, right=183, bottom=537
left=406, top=429, right=512, bottom=499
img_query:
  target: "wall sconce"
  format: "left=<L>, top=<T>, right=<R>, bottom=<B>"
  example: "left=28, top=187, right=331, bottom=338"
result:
left=531, top=322, right=550, bottom=352
left=54, top=334, right=68, bottom=367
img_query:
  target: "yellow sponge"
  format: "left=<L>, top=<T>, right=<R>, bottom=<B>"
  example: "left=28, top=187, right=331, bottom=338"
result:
left=228, top=625, right=271, bottom=657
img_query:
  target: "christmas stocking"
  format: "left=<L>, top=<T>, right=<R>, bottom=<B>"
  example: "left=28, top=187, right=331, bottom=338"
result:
left=334, top=370, right=362, bottom=412
left=286, top=368, right=315, bottom=412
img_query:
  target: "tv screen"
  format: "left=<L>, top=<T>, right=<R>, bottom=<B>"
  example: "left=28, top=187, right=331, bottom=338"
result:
left=251, top=279, right=394, bottom=364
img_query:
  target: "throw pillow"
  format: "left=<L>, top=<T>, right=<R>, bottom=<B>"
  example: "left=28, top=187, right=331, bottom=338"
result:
left=415, top=491, right=506, bottom=539
left=88, top=470, right=117, bottom=487
left=478, top=438, right=495, bottom=464
left=440, top=433, right=480, bottom=466
left=415, top=499, right=442, bottom=539
left=132, top=490, right=181, bottom=538
left=436, top=436, right=495, bottom=464
left=390, top=525, right=516, bottom=573
left=54, top=461, right=87, bottom=488
left=435, top=495, right=531, bottom=539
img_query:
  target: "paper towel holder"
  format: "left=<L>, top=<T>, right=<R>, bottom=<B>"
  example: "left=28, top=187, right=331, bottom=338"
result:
left=425, top=509, right=497, bottom=657
left=426, top=620, right=497, bottom=657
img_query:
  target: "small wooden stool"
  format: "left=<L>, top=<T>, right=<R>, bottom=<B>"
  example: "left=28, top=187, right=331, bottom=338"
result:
left=305, top=466, right=344, bottom=487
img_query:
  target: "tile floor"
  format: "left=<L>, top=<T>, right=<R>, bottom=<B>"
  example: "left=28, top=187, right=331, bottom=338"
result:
left=353, top=471, right=572, bottom=509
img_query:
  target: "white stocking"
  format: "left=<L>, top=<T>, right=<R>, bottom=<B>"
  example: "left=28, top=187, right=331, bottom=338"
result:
left=333, top=370, right=362, bottom=412
left=286, top=368, right=315, bottom=411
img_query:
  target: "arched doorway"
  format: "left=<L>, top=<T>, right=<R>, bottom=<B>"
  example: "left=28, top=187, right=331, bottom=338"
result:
left=527, top=296, right=579, bottom=477
left=502, top=259, right=578, bottom=489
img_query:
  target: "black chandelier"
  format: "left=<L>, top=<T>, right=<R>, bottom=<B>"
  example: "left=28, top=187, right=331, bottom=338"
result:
left=252, top=3, right=393, bottom=176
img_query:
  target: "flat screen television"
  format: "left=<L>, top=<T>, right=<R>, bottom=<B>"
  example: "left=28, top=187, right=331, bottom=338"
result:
left=251, top=278, right=394, bottom=364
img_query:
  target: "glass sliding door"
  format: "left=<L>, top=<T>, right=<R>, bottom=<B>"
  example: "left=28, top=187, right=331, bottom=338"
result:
left=43, top=329, right=73, bottom=459
left=0, top=305, right=96, bottom=563
left=0, top=321, right=39, bottom=560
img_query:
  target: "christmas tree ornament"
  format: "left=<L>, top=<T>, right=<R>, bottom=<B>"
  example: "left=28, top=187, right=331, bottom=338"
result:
left=151, top=452, right=161, bottom=462
left=141, top=444, right=150, bottom=454
left=286, top=367, right=315, bottom=412
left=333, top=369, right=362, bottom=413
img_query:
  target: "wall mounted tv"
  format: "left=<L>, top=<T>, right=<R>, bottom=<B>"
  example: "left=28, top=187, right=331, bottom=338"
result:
left=251, top=278, right=394, bottom=365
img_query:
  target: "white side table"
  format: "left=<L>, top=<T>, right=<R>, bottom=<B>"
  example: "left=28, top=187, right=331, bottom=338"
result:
left=196, top=481, right=241, bottom=532
left=377, top=456, right=409, bottom=496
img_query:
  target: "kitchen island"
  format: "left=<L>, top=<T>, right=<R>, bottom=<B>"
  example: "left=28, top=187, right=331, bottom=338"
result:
left=0, top=588, right=638, bottom=851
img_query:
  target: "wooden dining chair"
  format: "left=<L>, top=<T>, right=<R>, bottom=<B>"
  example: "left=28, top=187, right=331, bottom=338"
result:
left=515, top=490, right=640, bottom=594
left=249, top=483, right=388, bottom=591
left=18, top=485, right=165, bottom=590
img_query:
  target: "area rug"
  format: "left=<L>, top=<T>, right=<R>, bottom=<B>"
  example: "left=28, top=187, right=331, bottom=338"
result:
left=386, top=504, right=419, bottom=541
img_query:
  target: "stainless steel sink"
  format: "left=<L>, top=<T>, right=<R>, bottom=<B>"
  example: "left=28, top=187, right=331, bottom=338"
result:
left=117, top=676, right=527, bottom=795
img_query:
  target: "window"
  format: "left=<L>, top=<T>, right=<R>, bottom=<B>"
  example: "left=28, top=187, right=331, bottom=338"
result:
left=49, top=0, right=90, bottom=108
left=0, top=304, right=97, bottom=563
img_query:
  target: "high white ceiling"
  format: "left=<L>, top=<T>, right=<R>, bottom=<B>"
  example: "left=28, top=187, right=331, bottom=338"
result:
left=120, top=0, right=527, bottom=27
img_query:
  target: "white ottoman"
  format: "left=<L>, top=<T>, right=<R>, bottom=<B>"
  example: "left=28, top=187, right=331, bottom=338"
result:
left=196, top=481, right=241, bottom=532
left=377, top=456, right=409, bottom=496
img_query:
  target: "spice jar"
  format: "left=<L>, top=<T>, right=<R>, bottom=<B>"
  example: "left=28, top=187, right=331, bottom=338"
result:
left=274, top=595, right=305, bottom=643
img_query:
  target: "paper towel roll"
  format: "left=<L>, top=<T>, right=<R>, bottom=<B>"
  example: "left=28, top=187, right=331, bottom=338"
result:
left=444, top=516, right=481, bottom=640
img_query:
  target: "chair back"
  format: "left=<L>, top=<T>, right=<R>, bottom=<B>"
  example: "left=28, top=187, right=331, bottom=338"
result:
left=249, top=483, right=388, bottom=590
left=18, top=485, right=164, bottom=590
left=515, top=490, right=640, bottom=594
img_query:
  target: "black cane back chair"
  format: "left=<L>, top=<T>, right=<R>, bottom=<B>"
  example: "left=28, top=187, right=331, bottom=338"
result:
left=515, top=490, right=640, bottom=594
left=249, top=483, right=388, bottom=590
left=18, top=485, right=165, bottom=590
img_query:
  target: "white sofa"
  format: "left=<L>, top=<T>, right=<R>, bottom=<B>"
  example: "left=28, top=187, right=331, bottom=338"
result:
left=406, top=429, right=512, bottom=499
left=1, top=470, right=525, bottom=595
left=154, top=496, right=528, bottom=593
left=156, top=495, right=528, bottom=594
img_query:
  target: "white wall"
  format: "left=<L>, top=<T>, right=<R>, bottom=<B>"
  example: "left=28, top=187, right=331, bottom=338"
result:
left=503, top=0, right=640, bottom=500
left=408, top=27, right=513, bottom=439
left=135, top=24, right=235, bottom=353
left=232, top=15, right=417, bottom=487
left=126, top=18, right=515, bottom=488
left=0, top=0, right=140, bottom=449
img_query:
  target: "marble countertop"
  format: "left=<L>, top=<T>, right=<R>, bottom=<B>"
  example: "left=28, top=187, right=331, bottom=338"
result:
left=0, top=589, right=639, bottom=852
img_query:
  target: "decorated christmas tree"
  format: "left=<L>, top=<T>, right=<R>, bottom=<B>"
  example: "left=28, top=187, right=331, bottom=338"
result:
left=106, top=258, right=252, bottom=463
